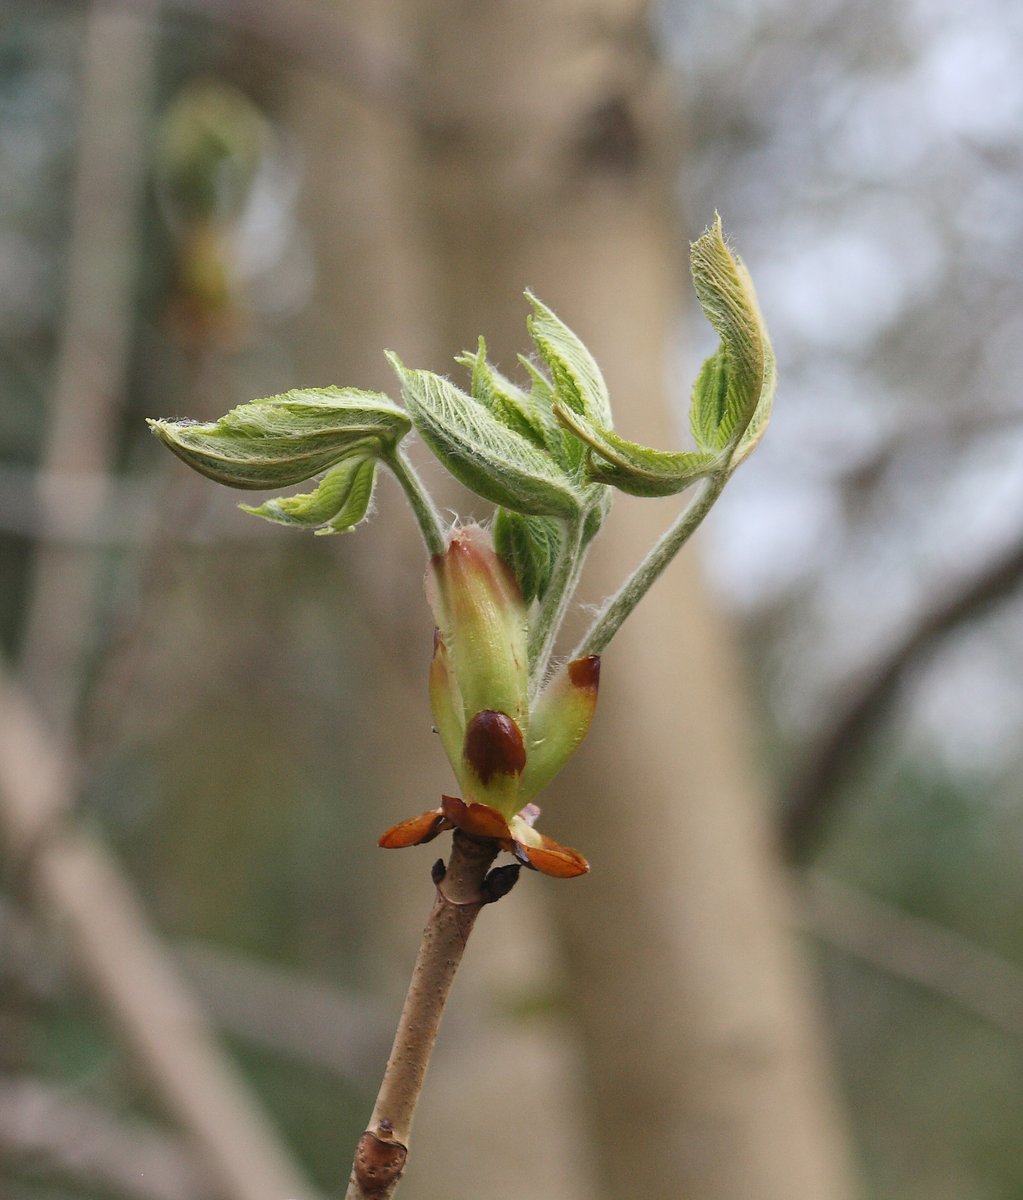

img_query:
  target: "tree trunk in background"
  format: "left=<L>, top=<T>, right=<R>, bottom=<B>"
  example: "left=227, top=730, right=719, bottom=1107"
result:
left=284, top=10, right=593, bottom=1200
left=408, top=2, right=859, bottom=1197
left=291, top=2, right=857, bottom=1197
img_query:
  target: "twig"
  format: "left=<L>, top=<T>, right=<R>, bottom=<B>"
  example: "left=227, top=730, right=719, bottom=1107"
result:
left=574, top=472, right=728, bottom=658
left=799, top=870, right=1023, bottom=1038
left=0, top=666, right=321, bottom=1200
left=781, top=530, right=1023, bottom=860
left=344, top=833, right=511, bottom=1200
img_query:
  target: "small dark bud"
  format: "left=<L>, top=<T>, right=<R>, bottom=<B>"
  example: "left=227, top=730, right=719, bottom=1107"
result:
left=431, top=858, right=447, bottom=885
left=463, top=709, right=526, bottom=784
left=481, top=862, right=521, bottom=904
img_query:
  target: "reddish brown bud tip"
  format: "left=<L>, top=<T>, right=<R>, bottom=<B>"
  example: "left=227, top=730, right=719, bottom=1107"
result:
left=520, top=839, right=590, bottom=878
left=463, top=710, right=526, bottom=784
left=440, top=795, right=513, bottom=840
left=568, top=654, right=601, bottom=690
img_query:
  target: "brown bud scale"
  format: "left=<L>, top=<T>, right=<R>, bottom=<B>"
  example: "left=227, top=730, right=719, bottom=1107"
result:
left=568, top=654, right=601, bottom=690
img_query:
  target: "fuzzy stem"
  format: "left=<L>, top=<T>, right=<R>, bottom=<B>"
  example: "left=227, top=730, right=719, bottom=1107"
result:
left=527, top=514, right=586, bottom=692
left=574, top=472, right=728, bottom=658
left=344, top=833, right=501, bottom=1200
left=386, top=449, right=447, bottom=557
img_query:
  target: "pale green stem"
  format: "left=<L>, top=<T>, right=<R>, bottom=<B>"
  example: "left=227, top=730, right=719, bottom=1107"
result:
left=385, top=449, right=446, bottom=557
left=573, top=472, right=728, bottom=658
left=528, top=513, right=586, bottom=694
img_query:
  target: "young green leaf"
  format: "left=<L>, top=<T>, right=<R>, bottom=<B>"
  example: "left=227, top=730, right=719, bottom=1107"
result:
left=492, top=508, right=563, bottom=603
left=389, top=355, right=583, bottom=518
left=554, top=402, right=721, bottom=497
left=147, top=387, right=410, bottom=489
left=455, top=338, right=548, bottom=450
left=582, top=484, right=612, bottom=545
left=527, top=293, right=613, bottom=429
left=729, top=334, right=776, bottom=467
left=688, top=215, right=775, bottom=459
left=239, top=455, right=378, bottom=535
left=515, top=353, right=585, bottom=472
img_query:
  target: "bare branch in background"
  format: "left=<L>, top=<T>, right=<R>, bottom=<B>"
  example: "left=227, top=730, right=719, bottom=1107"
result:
left=0, top=1076, right=211, bottom=1200
left=800, top=871, right=1023, bottom=1039
left=0, top=463, right=276, bottom=544
left=175, top=941, right=391, bottom=1083
left=0, top=897, right=390, bottom=1085
left=781, top=531, right=1023, bottom=861
left=0, top=666, right=321, bottom=1200
left=17, top=2, right=156, bottom=732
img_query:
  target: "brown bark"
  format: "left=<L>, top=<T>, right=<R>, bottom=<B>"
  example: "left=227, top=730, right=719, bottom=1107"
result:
left=344, top=836, right=503, bottom=1200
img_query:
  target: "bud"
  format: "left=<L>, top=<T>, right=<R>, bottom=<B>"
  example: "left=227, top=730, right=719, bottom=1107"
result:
left=427, top=526, right=529, bottom=730
left=381, top=524, right=595, bottom=877
left=520, top=655, right=600, bottom=802
left=462, top=709, right=526, bottom=820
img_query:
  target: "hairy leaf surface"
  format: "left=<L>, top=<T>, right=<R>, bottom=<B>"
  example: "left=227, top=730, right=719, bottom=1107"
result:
left=554, top=403, right=720, bottom=497
left=493, top=509, right=563, bottom=603
left=147, top=388, right=409, bottom=489
left=688, top=216, right=775, bottom=458
left=240, top=455, right=378, bottom=534
left=527, top=294, right=613, bottom=429
left=391, top=355, right=582, bottom=517
left=456, top=338, right=548, bottom=450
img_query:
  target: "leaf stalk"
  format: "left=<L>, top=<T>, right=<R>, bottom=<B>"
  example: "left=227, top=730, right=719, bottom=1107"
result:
left=527, top=513, right=586, bottom=691
left=575, top=471, right=728, bottom=658
left=385, top=448, right=447, bottom=557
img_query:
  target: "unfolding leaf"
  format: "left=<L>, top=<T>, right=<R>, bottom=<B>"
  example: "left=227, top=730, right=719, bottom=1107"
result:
left=730, top=335, right=776, bottom=467
left=390, top=355, right=582, bottom=517
left=554, top=402, right=721, bottom=497
left=426, top=525, right=530, bottom=735
left=688, top=216, right=775, bottom=459
left=239, top=455, right=378, bottom=534
left=514, top=353, right=586, bottom=473
left=582, top=484, right=612, bottom=545
left=456, top=338, right=548, bottom=450
left=148, top=387, right=410, bottom=489
left=527, top=293, right=613, bottom=429
left=493, top=508, right=563, bottom=603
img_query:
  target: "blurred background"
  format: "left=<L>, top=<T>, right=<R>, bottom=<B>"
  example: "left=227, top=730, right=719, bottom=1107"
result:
left=2, top=1, right=1023, bottom=1198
